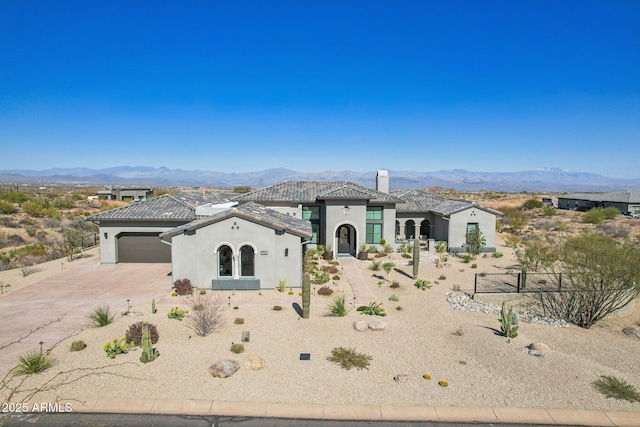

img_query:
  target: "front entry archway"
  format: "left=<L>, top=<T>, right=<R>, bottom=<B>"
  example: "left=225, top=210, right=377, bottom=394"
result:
left=336, top=224, right=356, bottom=256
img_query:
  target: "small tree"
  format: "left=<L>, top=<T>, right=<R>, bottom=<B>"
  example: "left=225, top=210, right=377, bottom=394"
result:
left=465, top=227, right=486, bottom=259
left=515, top=234, right=557, bottom=272
left=62, top=229, right=83, bottom=262
left=538, top=232, right=640, bottom=329
left=185, top=293, right=225, bottom=337
left=382, top=261, right=396, bottom=281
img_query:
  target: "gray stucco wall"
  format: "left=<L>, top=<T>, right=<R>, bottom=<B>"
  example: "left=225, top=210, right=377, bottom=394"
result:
left=96, top=221, right=184, bottom=264
left=447, top=208, right=497, bottom=253
left=168, top=216, right=304, bottom=289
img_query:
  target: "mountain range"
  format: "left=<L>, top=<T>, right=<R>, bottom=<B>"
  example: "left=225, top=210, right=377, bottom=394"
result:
left=1, top=166, right=638, bottom=192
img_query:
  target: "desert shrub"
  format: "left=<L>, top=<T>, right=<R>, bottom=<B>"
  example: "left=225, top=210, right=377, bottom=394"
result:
left=374, top=252, right=387, bottom=258
left=126, top=322, right=159, bottom=346
left=542, top=205, right=557, bottom=216
left=199, top=289, right=206, bottom=295
left=70, top=340, right=87, bottom=352
left=328, top=294, right=348, bottom=317
left=492, top=251, right=503, bottom=258
left=462, top=254, right=472, bottom=263
left=367, top=245, right=378, bottom=253
left=584, top=208, right=607, bottom=224
left=471, top=263, right=477, bottom=269
left=13, top=350, right=52, bottom=375
left=535, top=219, right=558, bottom=231
left=597, top=223, right=631, bottom=239
left=234, top=317, right=244, bottom=324
left=332, top=274, right=340, bottom=280
left=53, top=198, right=76, bottom=209
left=323, top=266, right=338, bottom=274
left=167, top=306, right=188, bottom=321
left=0, top=200, right=14, bottom=214
left=0, top=190, right=28, bottom=203
left=43, top=218, right=61, bottom=228
left=415, top=279, right=432, bottom=290
left=317, top=285, right=333, bottom=296
left=173, top=278, right=193, bottom=295
left=602, top=207, right=620, bottom=219
left=89, top=305, right=114, bottom=327
left=401, top=253, right=412, bottom=258
left=523, top=199, right=543, bottom=209
left=327, top=347, right=372, bottom=370
left=369, top=261, right=381, bottom=271
left=273, top=305, right=283, bottom=311
left=357, top=301, right=387, bottom=316
left=312, top=270, right=330, bottom=285
left=287, top=290, right=294, bottom=295
left=388, top=294, right=399, bottom=302
left=438, top=275, right=446, bottom=280
left=230, top=343, right=245, bottom=354
left=22, top=200, right=46, bottom=217
left=592, top=376, right=640, bottom=402
left=390, top=281, right=400, bottom=289
left=103, top=337, right=134, bottom=359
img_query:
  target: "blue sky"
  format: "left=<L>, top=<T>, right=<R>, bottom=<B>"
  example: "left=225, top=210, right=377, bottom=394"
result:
left=1, top=1, right=638, bottom=178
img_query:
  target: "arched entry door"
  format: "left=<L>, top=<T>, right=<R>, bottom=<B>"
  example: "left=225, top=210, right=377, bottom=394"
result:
left=405, top=220, right=415, bottom=240
left=420, top=220, right=431, bottom=239
left=336, top=224, right=356, bottom=256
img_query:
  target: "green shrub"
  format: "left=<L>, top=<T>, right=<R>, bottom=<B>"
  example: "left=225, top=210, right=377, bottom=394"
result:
left=388, top=294, right=399, bottom=302
left=523, top=199, right=543, bottom=209
left=328, top=295, right=348, bottom=317
left=317, top=285, right=333, bottom=296
left=357, top=301, right=387, bottom=316
left=0, top=200, right=15, bottom=214
left=542, top=205, right=557, bottom=216
left=471, top=263, right=477, bottom=269
left=463, top=254, right=472, bottom=263
left=89, top=305, right=114, bottom=327
left=584, top=208, right=607, bottom=224
left=369, top=261, right=381, bottom=271
left=602, top=207, right=620, bottom=219
left=390, top=281, right=400, bottom=289
left=69, top=340, right=87, bottom=352
left=592, top=376, right=640, bottom=402
left=273, top=305, right=283, bottom=311
left=125, top=322, right=159, bottom=346
left=103, top=337, right=134, bottom=359
left=234, top=317, right=245, bottom=324
left=13, top=350, right=52, bottom=375
left=438, top=275, right=446, bottom=280
left=492, top=251, right=504, bottom=258
left=327, top=347, right=372, bottom=370
left=415, top=279, right=432, bottom=290
left=230, top=343, right=245, bottom=354
left=332, top=274, right=340, bottom=280
left=167, top=306, right=188, bottom=320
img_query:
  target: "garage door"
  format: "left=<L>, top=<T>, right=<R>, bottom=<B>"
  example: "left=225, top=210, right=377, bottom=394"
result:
left=117, top=232, right=171, bottom=263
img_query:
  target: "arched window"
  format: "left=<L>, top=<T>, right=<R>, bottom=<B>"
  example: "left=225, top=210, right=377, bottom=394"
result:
left=218, top=245, right=233, bottom=277
left=405, top=220, right=415, bottom=240
left=240, top=246, right=255, bottom=277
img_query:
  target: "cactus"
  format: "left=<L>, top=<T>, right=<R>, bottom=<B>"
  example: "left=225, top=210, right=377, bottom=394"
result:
left=500, top=302, right=519, bottom=338
left=140, top=325, right=159, bottom=363
left=151, top=298, right=157, bottom=314
left=412, top=237, right=420, bottom=279
left=302, top=273, right=310, bottom=319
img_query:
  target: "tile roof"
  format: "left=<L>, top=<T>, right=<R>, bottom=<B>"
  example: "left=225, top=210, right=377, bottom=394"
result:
left=392, top=189, right=502, bottom=216
left=232, top=181, right=401, bottom=203
left=87, top=191, right=235, bottom=222
left=160, top=202, right=313, bottom=239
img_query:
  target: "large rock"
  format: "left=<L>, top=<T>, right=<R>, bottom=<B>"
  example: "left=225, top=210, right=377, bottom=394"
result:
left=244, top=355, right=265, bottom=371
left=353, top=321, right=368, bottom=332
left=527, top=342, right=550, bottom=352
left=208, top=359, right=240, bottom=378
left=622, top=326, right=640, bottom=339
left=368, top=320, right=388, bottom=331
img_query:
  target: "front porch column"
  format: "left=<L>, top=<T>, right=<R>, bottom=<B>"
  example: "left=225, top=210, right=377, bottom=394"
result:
left=233, top=253, right=240, bottom=279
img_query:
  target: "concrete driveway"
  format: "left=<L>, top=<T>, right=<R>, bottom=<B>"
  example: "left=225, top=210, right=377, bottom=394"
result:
left=0, top=259, right=172, bottom=375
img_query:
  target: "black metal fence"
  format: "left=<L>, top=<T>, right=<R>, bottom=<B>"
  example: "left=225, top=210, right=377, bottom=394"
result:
left=474, top=272, right=568, bottom=294
left=81, top=232, right=99, bottom=249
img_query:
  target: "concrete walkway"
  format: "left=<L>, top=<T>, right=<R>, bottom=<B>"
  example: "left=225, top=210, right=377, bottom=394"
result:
left=340, top=257, right=377, bottom=305
left=15, top=397, right=638, bottom=426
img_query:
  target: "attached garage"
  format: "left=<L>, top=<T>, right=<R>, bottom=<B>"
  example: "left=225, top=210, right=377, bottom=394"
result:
left=116, top=232, right=171, bottom=263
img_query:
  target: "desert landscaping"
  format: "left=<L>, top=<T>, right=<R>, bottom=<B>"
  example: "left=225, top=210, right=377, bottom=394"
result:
left=1, top=228, right=639, bottom=414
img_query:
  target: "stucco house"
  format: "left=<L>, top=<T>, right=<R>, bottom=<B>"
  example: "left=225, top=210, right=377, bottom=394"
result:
left=87, top=170, right=500, bottom=289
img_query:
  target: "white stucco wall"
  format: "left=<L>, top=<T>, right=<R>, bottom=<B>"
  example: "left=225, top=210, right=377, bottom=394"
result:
left=447, top=208, right=497, bottom=252
left=168, top=216, right=305, bottom=289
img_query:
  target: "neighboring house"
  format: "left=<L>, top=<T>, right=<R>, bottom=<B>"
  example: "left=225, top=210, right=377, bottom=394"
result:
left=87, top=170, right=501, bottom=289
left=96, top=187, right=154, bottom=201
left=558, top=191, right=640, bottom=215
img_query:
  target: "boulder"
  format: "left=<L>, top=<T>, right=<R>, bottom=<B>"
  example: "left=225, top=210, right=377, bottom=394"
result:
left=622, top=326, right=640, bottom=339
left=527, top=342, right=550, bottom=352
left=353, top=321, right=368, bottom=332
left=244, top=355, right=265, bottom=371
left=393, top=374, right=410, bottom=383
left=208, top=359, right=240, bottom=378
left=368, top=320, right=388, bottom=331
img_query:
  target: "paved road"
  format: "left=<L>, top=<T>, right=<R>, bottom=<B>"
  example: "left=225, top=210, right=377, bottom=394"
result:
left=2, top=412, right=574, bottom=427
